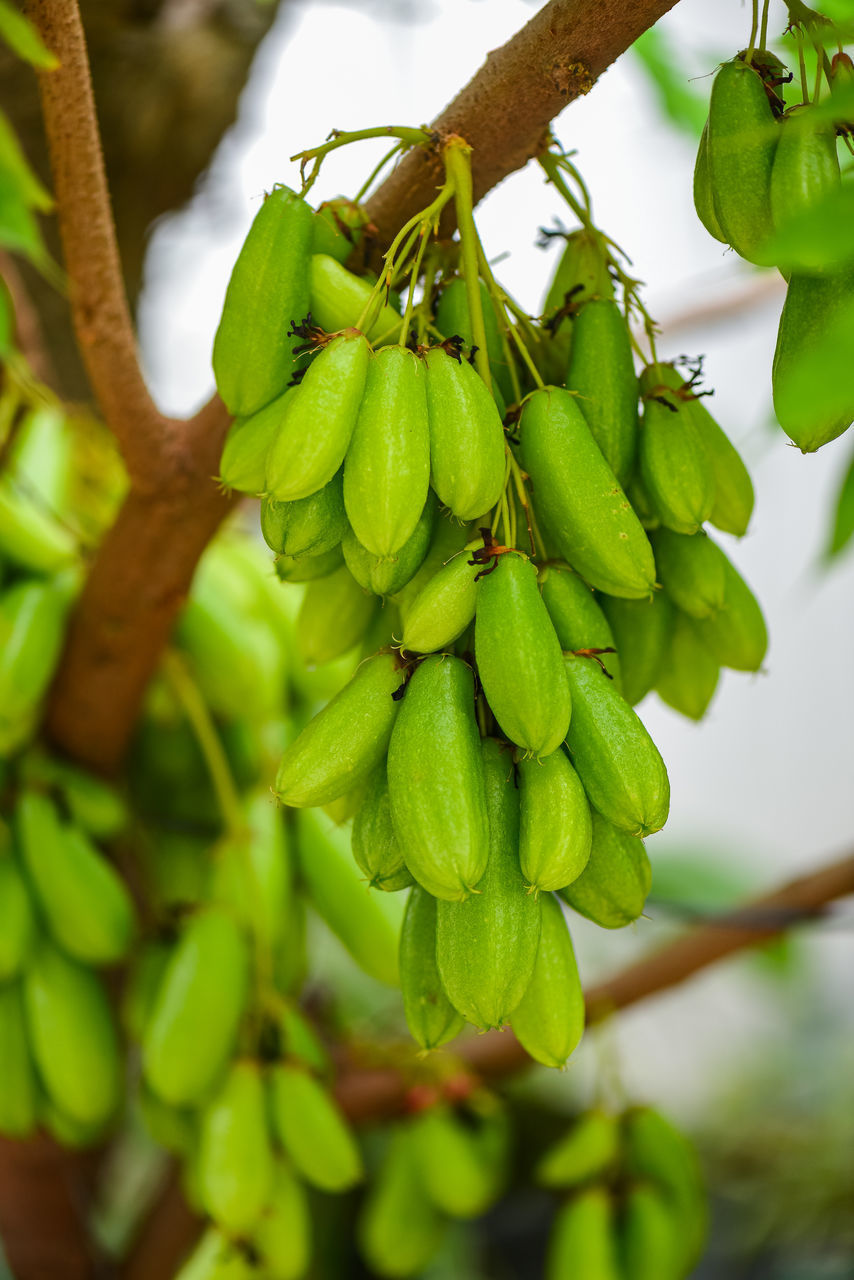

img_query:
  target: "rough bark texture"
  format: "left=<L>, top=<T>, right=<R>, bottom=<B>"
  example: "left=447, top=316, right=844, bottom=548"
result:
left=365, top=0, right=680, bottom=248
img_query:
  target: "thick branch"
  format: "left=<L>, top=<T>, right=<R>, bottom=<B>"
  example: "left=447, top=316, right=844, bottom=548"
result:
left=365, top=0, right=680, bottom=249
left=334, top=851, right=854, bottom=1123
left=25, top=0, right=173, bottom=489
left=0, top=1136, right=101, bottom=1280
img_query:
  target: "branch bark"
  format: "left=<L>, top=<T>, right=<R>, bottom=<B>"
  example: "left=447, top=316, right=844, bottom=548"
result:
left=333, top=851, right=854, bottom=1123
left=365, top=0, right=679, bottom=248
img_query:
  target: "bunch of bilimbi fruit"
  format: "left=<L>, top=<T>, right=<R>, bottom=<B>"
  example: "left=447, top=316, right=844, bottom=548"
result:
left=695, top=47, right=854, bottom=450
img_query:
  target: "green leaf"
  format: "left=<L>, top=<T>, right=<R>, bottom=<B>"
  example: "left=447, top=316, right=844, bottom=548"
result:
left=0, top=112, right=52, bottom=212
left=824, top=441, right=854, bottom=562
left=0, top=1, right=58, bottom=68
left=0, top=183, right=48, bottom=264
left=632, top=27, right=708, bottom=138
left=764, top=183, right=854, bottom=273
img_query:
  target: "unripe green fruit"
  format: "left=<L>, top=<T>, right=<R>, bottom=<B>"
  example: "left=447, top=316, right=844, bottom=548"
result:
left=308, top=253, right=401, bottom=342
left=387, top=656, right=489, bottom=901
left=260, top=469, right=347, bottom=558
left=436, top=737, right=541, bottom=1029
left=650, top=527, right=727, bottom=618
left=352, top=766, right=414, bottom=892
left=540, top=565, right=621, bottom=689
left=0, top=847, right=36, bottom=980
left=770, top=104, right=840, bottom=235
left=536, top=1108, right=621, bottom=1188
left=423, top=346, right=506, bottom=520
left=274, top=544, right=344, bottom=583
left=599, top=592, right=673, bottom=707
left=691, top=556, right=767, bottom=672
left=358, top=1128, right=446, bottom=1277
left=510, top=893, right=584, bottom=1068
left=693, top=119, right=727, bottom=243
left=639, top=380, right=715, bottom=536
left=399, top=886, right=464, bottom=1050
left=435, top=276, right=514, bottom=403
left=772, top=268, right=854, bottom=452
left=566, top=298, right=638, bottom=484
left=296, top=563, right=376, bottom=665
left=560, top=811, right=651, bottom=928
left=621, top=1183, right=682, bottom=1280
left=656, top=610, right=720, bottom=721
left=399, top=547, right=479, bottom=653
left=344, top=492, right=436, bottom=597
left=410, top=1106, right=500, bottom=1219
left=269, top=1064, right=363, bottom=1192
left=197, top=1060, right=273, bottom=1234
left=0, top=982, right=39, bottom=1137
left=546, top=1186, right=621, bottom=1280
left=517, top=750, right=591, bottom=892
left=251, top=1161, right=312, bottom=1280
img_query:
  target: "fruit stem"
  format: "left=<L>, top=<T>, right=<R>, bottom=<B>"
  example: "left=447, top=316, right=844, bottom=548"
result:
left=293, top=126, right=433, bottom=197
left=443, top=137, right=493, bottom=392
left=353, top=141, right=404, bottom=204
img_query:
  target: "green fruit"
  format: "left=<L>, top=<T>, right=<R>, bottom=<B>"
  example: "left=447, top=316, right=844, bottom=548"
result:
left=705, top=57, right=779, bottom=265
left=0, top=476, right=77, bottom=574
left=519, top=387, right=656, bottom=599
left=691, top=556, right=767, bottom=671
left=122, top=941, right=171, bottom=1042
left=261, top=468, right=347, bottom=557
left=295, top=809, right=402, bottom=986
left=17, top=790, right=135, bottom=965
left=623, top=1107, right=708, bottom=1271
left=772, top=268, right=854, bottom=451
left=475, top=554, right=572, bottom=757
left=266, top=331, right=371, bottom=501
left=207, top=790, right=293, bottom=956
left=275, top=653, right=403, bottom=807
left=274, top=544, right=344, bottom=582
left=40, top=1101, right=106, bottom=1150
left=296, top=563, right=376, bottom=665
left=308, top=253, right=401, bottom=343
left=0, top=982, right=38, bottom=1137
left=410, top=1106, right=499, bottom=1218
left=424, top=346, right=506, bottom=520
left=213, top=185, right=313, bottom=416
left=0, top=575, right=74, bottom=746
left=436, top=738, right=541, bottom=1029
left=198, top=1060, right=274, bottom=1234
left=566, top=298, right=638, bottom=483
left=393, top=513, right=472, bottom=623
left=313, top=197, right=368, bottom=263
left=599, top=592, right=673, bottom=707
left=251, top=1161, right=312, bottom=1280
left=770, top=104, right=840, bottom=234
left=358, top=1128, right=446, bottom=1277
left=344, top=492, right=436, bottom=597
left=399, top=886, right=464, bottom=1050
left=352, top=766, right=414, bottom=892
left=517, top=751, right=591, bottom=892
left=656, top=610, right=720, bottom=721
left=639, top=379, right=714, bottom=536
left=39, top=760, right=127, bottom=840
left=435, top=276, right=514, bottom=402
left=143, top=907, right=250, bottom=1106
left=387, top=656, right=489, bottom=901
left=540, top=565, right=621, bottom=688
left=276, top=1002, right=329, bottom=1074
left=510, top=893, right=584, bottom=1068
left=24, top=940, right=120, bottom=1127
left=0, top=845, right=36, bottom=980
left=563, top=655, right=670, bottom=836
left=137, top=1088, right=195, bottom=1157
left=560, top=811, right=651, bottom=928
left=653, top=364, right=754, bottom=537
left=219, top=393, right=295, bottom=495
left=621, top=1183, right=681, bottom=1280
left=693, top=119, right=727, bottom=243
left=543, top=227, right=612, bottom=320
left=650, top=527, right=727, bottom=618
left=344, top=345, right=431, bottom=557
left=399, top=545, right=479, bottom=653
left=269, top=1063, right=363, bottom=1192
left=546, top=1187, right=621, bottom=1280
left=536, top=1109, right=621, bottom=1187
left=174, top=1228, right=254, bottom=1280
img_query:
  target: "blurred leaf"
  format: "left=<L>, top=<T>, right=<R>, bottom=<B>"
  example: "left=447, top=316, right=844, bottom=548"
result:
left=0, top=276, right=12, bottom=358
left=823, top=441, right=854, bottom=561
left=0, top=1, right=58, bottom=68
left=796, top=78, right=854, bottom=125
left=763, top=183, right=854, bottom=272
left=0, top=183, right=47, bottom=263
left=0, top=112, right=53, bottom=212
left=632, top=26, right=708, bottom=138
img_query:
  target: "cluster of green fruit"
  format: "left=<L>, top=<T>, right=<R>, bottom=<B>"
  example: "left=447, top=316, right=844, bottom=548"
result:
left=539, top=1106, right=706, bottom=1280
left=212, top=157, right=766, bottom=1082
left=694, top=46, right=854, bottom=451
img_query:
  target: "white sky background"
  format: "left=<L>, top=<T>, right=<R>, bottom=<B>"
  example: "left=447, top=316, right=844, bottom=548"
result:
left=138, top=0, right=854, bottom=1115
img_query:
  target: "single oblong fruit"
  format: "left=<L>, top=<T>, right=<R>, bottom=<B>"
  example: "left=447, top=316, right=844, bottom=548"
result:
left=769, top=104, right=840, bottom=235
left=269, top=1064, right=363, bottom=1192
left=352, top=766, right=414, bottom=892
left=519, top=388, right=656, bottom=599
left=24, top=940, right=120, bottom=1127
left=598, top=592, right=673, bottom=707
left=212, top=186, right=313, bottom=417
left=650, top=527, right=727, bottom=618
left=399, top=887, right=464, bottom=1051
left=623, top=1107, right=708, bottom=1273
left=275, top=545, right=344, bottom=583
left=143, top=907, right=250, bottom=1106
left=566, top=298, right=638, bottom=483
left=393, top=513, right=472, bottom=624
left=265, top=331, right=370, bottom=501
left=510, top=893, right=585, bottom=1069
left=387, top=656, right=489, bottom=901
left=0, top=848, right=36, bottom=980
left=0, top=983, right=39, bottom=1137
left=540, top=566, right=621, bottom=688
left=546, top=1186, right=621, bottom=1280
left=260, top=469, right=347, bottom=558
left=295, top=564, right=376, bottom=666
left=399, top=546, right=479, bottom=653
left=308, top=254, right=401, bottom=343
left=621, top=1183, right=682, bottom=1280
left=705, top=56, right=779, bottom=265
left=560, top=811, right=651, bottom=928
left=518, top=751, right=591, bottom=892
left=436, top=738, right=541, bottom=1029
left=344, top=493, right=435, bottom=597
left=655, top=610, right=720, bottom=721
left=475, top=554, right=571, bottom=757
left=344, top=345, right=431, bottom=557
left=197, top=1060, right=274, bottom=1234
left=435, top=276, right=513, bottom=403
left=772, top=268, right=854, bottom=452
left=410, top=1106, right=499, bottom=1219
left=693, top=119, right=727, bottom=243
left=358, top=1128, right=446, bottom=1278
left=639, top=378, right=714, bottom=535
left=219, top=395, right=293, bottom=496
left=564, top=655, right=670, bottom=837
left=423, top=346, right=506, bottom=520
left=536, top=1108, right=621, bottom=1188
left=275, top=653, right=403, bottom=808
left=251, top=1161, right=312, bottom=1280
left=690, top=556, right=767, bottom=671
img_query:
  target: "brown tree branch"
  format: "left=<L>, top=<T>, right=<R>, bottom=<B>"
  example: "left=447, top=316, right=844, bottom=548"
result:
left=333, top=851, right=854, bottom=1122
left=365, top=0, right=680, bottom=249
